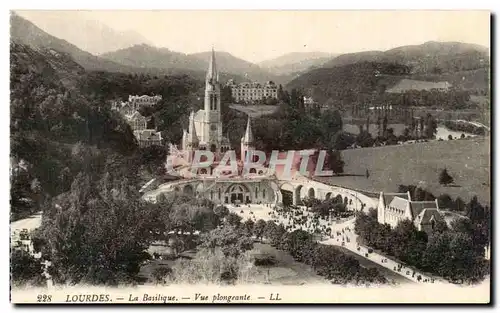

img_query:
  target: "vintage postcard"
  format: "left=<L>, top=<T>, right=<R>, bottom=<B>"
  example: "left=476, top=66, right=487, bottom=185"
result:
left=9, top=10, right=491, bottom=304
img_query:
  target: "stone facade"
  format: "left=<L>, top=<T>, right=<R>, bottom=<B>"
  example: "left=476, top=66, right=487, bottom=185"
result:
left=181, top=49, right=231, bottom=157
left=377, top=191, right=444, bottom=235
left=226, top=80, right=278, bottom=103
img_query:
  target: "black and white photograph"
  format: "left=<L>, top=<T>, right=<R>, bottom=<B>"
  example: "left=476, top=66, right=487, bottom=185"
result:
left=9, top=9, right=491, bottom=304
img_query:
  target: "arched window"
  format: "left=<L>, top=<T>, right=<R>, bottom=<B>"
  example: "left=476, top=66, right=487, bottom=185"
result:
left=218, top=188, right=221, bottom=199
left=255, top=187, right=258, bottom=198
left=262, top=188, right=266, bottom=199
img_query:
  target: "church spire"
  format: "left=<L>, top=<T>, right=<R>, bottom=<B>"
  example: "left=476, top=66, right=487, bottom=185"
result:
left=206, top=47, right=218, bottom=84
left=187, top=111, right=199, bottom=145
left=243, top=116, right=254, bottom=144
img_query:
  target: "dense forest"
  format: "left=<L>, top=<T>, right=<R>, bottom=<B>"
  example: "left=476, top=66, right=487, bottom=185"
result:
left=10, top=42, right=203, bottom=221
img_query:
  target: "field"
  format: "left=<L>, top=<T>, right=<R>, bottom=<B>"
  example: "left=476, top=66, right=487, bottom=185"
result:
left=317, top=137, right=490, bottom=204
left=229, top=104, right=278, bottom=117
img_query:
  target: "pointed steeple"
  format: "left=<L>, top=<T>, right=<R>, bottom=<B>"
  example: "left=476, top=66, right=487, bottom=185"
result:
left=187, top=111, right=199, bottom=145
left=243, top=116, right=254, bottom=144
left=206, top=47, right=218, bottom=84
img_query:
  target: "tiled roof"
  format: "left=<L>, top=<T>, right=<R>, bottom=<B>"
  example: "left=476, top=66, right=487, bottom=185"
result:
left=388, top=196, right=410, bottom=212
left=414, top=208, right=444, bottom=226
left=126, top=111, right=146, bottom=121
left=409, top=201, right=438, bottom=219
left=383, top=192, right=409, bottom=207
left=134, top=130, right=162, bottom=141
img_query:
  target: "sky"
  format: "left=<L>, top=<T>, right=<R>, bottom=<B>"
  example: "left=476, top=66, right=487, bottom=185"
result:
left=15, top=10, right=490, bottom=63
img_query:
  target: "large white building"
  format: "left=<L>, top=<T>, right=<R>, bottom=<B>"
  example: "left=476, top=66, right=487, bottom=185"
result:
left=226, top=80, right=278, bottom=103
left=128, top=94, right=162, bottom=108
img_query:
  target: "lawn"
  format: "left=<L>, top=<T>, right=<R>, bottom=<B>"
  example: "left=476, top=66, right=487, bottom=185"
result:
left=229, top=104, right=278, bottom=117
left=317, top=137, right=490, bottom=205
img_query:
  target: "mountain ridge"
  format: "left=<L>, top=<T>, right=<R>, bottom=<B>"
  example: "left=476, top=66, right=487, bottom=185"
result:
left=14, top=10, right=153, bottom=55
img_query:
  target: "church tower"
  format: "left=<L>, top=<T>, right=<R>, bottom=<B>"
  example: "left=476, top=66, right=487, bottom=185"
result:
left=203, top=48, right=222, bottom=153
left=241, top=116, right=255, bottom=163
left=186, top=111, right=199, bottom=162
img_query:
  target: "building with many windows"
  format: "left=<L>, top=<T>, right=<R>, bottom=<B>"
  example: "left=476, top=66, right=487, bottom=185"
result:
left=111, top=95, right=163, bottom=147
left=226, top=80, right=278, bottom=103
left=125, top=111, right=148, bottom=132
left=128, top=94, right=162, bottom=108
left=135, top=129, right=163, bottom=148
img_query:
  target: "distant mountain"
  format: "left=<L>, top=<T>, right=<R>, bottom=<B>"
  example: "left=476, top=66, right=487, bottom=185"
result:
left=287, top=41, right=490, bottom=103
left=287, top=61, right=410, bottom=103
left=100, top=44, right=206, bottom=72
left=259, top=52, right=337, bottom=76
left=323, top=41, right=489, bottom=74
left=190, top=51, right=278, bottom=83
left=102, top=45, right=281, bottom=83
left=10, top=13, right=141, bottom=73
left=14, top=11, right=153, bottom=55
left=10, top=13, right=234, bottom=82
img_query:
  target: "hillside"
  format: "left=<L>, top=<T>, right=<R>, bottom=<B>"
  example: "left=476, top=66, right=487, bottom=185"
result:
left=286, top=61, right=409, bottom=103
left=101, top=45, right=272, bottom=83
left=15, top=10, right=152, bottom=55
left=10, top=41, right=85, bottom=89
left=287, top=42, right=490, bottom=103
left=317, top=137, right=490, bottom=204
left=190, top=51, right=282, bottom=83
left=258, top=52, right=337, bottom=76
left=323, top=41, right=489, bottom=74
left=10, top=13, right=141, bottom=73
left=10, top=13, right=217, bottom=80
left=100, top=44, right=207, bottom=72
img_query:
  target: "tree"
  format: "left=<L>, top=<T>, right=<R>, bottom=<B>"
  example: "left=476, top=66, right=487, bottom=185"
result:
left=439, top=168, right=454, bottom=186
left=424, top=114, right=438, bottom=139
left=226, top=212, right=242, bottom=227
left=327, top=150, right=344, bottom=175
left=10, top=249, right=45, bottom=286
left=200, top=225, right=253, bottom=258
left=253, top=219, right=267, bottom=240
left=330, top=131, right=353, bottom=151
left=437, top=194, right=454, bottom=210
left=243, top=219, right=255, bottom=236
left=37, top=172, right=159, bottom=285
left=448, top=134, right=453, bottom=140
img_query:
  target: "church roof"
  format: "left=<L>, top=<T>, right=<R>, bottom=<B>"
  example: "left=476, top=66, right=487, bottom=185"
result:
left=125, top=111, right=146, bottom=121
left=388, top=196, right=409, bottom=212
left=409, top=201, right=438, bottom=219
left=206, top=47, right=218, bottom=83
left=242, top=116, right=254, bottom=143
left=414, top=208, right=444, bottom=226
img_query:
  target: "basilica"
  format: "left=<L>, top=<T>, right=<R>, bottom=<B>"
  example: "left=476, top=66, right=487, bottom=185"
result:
left=181, top=48, right=232, bottom=159
left=162, top=49, right=278, bottom=205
